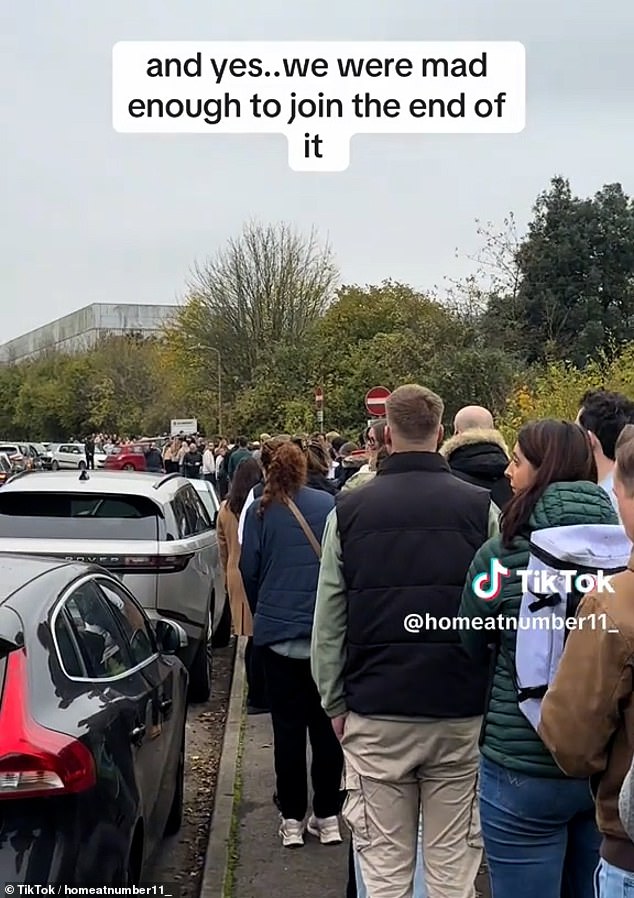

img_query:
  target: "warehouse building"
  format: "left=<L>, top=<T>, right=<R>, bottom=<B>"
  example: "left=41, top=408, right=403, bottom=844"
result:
left=0, top=302, right=180, bottom=363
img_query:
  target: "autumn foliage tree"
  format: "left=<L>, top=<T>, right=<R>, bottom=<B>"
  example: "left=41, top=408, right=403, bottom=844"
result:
left=4, top=176, right=634, bottom=442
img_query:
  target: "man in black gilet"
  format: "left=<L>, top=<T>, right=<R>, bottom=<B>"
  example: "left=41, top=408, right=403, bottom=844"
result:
left=312, top=385, right=499, bottom=898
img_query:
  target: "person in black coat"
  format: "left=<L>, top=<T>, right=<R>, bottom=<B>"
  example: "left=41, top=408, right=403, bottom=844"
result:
left=439, top=405, right=513, bottom=509
left=144, top=442, right=164, bottom=473
left=182, top=443, right=203, bottom=479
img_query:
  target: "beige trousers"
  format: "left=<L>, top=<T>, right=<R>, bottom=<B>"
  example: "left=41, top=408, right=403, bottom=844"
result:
left=341, top=712, right=483, bottom=898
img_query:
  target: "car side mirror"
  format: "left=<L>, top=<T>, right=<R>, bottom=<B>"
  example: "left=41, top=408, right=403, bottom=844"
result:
left=154, top=618, right=188, bottom=654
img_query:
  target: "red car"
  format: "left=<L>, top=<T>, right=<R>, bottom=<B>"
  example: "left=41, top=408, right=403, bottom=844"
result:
left=104, top=444, right=147, bottom=472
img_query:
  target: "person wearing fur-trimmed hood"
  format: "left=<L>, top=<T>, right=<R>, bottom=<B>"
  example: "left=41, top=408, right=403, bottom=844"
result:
left=440, top=405, right=513, bottom=508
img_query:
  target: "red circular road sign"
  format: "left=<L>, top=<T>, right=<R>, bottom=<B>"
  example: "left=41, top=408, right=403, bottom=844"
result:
left=315, top=387, right=324, bottom=404
left=365, top=385, right=391, bottom=417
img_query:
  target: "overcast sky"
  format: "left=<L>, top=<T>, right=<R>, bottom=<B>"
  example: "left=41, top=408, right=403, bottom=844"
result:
left=3, top=0, right=633, bottom=342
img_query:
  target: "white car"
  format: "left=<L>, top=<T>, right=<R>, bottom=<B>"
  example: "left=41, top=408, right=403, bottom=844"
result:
left=0, top=469, right=230, bottom=701
left=45, top=443, right=107, bottom=470
left=191, top=477, right=221, bottom=524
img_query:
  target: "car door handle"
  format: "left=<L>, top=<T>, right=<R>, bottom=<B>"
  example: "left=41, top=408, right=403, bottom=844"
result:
left=130, top=724, right=146, bottom=743
left=159, top=698, right=173, bottom=712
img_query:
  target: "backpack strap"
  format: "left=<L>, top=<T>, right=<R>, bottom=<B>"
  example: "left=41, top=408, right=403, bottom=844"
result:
left=286, top=499, right=321, bottom=559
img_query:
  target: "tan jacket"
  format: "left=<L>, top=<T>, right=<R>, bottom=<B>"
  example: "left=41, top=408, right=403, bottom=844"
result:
left=539, top=551, right=634, bottom=871
left=216, top=501, right=253, bottom=637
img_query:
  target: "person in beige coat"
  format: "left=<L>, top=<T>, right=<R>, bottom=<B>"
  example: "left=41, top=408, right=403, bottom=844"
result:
left=217, top=455, right=268, bottom=712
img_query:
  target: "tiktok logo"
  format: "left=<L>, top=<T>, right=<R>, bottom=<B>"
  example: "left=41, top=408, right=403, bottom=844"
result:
left=472, top=558, right=511, bottom=601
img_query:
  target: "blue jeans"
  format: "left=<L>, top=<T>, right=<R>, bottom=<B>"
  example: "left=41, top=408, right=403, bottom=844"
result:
left=480, top=756, right=599, bottom=898
left=354, top=820, right=427, bottom=898
left=595, top=859, right=634, bottom=897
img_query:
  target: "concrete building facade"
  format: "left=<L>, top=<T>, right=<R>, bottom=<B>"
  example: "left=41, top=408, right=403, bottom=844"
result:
left=0, top=303, right=180, bottom=363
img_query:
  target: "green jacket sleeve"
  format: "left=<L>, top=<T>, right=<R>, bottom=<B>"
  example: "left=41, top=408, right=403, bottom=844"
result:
left=458, top=535, right=502, bottom=663
left=311, top=508, right=348, bottom=717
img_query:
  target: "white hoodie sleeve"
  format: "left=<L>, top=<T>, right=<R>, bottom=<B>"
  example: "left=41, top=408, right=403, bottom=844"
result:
left=237, top=487, right=256, bottom=545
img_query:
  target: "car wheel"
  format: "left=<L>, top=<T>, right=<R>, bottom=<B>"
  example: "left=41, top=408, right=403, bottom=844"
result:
left=188, top=610, right=212, bottom=703
left=212, top=597, right=232, bottom=648
left=164, top=728, right=185, bottom=836
left=123, top=463, right=135, bottom=471
left=51, top=460, right=59, bottom=470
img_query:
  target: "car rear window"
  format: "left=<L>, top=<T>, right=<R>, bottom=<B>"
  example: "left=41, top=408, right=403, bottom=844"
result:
left=0, top=492, right=160, bottom=539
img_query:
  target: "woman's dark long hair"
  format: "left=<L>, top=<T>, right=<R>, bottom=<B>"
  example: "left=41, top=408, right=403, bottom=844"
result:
left=258, top=441, right=307, bottom=516
left=306, top=441, right=329, bottom=476
left=227, top=457, right=262, bottom=517
left=501, top=419, right=597, bottom=548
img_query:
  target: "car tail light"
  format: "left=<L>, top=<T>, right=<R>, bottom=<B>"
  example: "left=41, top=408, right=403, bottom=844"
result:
left=101, top=554, right=194, bottom=574
left=0, top=650, right=96, bottom=799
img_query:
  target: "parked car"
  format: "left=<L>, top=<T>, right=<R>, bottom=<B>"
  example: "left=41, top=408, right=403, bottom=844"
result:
left=191, top=477, right=220, bottom=522
left=0, top=442, right=32, bottom=471
left=43, top=443, right=107, bottom=471
left=191, top=477, right=230, bottom=644
left=0, top=554, right=188, bottom=884
left=105, top=444, right=148, bottom=472
left=0, top=469, right=229, bottom=700
left=26, top=443, right=46, bottom=471
left=0, top=453, right=12, bottom=485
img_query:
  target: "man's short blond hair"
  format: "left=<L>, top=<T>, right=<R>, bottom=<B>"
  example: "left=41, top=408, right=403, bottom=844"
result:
left=616, top=424, right=634, bottom=495
left=386, top=385, right=444, bottom=442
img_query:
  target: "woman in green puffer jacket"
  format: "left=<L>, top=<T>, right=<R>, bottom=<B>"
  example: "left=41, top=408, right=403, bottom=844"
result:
left=458, top=419, right=618, bottom=898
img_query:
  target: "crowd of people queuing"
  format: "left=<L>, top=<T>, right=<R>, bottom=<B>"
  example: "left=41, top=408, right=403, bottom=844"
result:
left=81, top=388, right=634, bottom=898
left=209, top=386, right=634, bottom=898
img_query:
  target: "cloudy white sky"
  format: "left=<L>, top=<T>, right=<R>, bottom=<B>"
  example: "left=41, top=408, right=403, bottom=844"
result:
left=3, top=0, right=633, bottom=341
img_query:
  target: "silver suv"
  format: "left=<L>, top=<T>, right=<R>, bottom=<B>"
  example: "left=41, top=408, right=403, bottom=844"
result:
left=0, top=469, right=230, bottom=701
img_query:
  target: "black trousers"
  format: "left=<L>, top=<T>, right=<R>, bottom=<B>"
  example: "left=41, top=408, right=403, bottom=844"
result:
left=347, top=840, right=357, bottom=897
left=262, top=647, right=344, bottom=821
left=244, top=637, right=268, bottom=708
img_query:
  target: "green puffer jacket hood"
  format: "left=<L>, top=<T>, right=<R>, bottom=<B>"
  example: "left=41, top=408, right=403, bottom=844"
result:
left=459, top=480, right=619, bottom=778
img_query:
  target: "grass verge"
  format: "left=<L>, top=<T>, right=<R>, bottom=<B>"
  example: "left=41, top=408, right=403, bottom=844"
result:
left=222, top=697, right=247, bottom=898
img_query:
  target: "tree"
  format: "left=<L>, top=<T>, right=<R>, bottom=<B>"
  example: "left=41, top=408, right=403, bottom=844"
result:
left=494, top=344, right=634, bottom=445
left=428, top=346, right=523, bottom=424
left=514, top=177, right=634, bottom=365
left=442, top=214, right=522, bottom=334
left=170, top=221, right=338, bottom=399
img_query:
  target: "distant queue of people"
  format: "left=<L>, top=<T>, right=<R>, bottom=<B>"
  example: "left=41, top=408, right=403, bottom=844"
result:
left=214, top=388, right=634, bottom=898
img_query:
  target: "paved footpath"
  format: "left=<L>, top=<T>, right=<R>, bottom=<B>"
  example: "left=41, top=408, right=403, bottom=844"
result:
left=202, top=638, right=490, bottom=898
left=233, top=711, right=349, bottom=897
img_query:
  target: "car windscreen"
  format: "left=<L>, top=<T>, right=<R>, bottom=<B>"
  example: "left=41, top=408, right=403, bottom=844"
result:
left=0, top=492, right=160, bottom=539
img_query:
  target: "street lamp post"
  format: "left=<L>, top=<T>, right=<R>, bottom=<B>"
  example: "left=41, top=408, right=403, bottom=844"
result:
left=192, top=344, right=223, bottom=435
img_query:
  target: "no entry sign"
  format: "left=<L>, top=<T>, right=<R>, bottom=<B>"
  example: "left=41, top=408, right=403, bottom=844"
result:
left=365, top=385, right=391, bottom=417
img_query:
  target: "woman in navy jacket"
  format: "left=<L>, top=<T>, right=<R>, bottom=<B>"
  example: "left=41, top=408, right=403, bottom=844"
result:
left=240, top=440, right=344, bottom=849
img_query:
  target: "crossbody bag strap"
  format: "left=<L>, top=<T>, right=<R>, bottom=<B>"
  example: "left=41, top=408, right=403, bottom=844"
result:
left=286, top=498, right=321, bottom=559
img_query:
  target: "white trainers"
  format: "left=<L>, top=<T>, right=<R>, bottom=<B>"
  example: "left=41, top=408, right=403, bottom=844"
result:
left=279, top=817, right=305, bottom=847
left=307, top=814, right=343, bottom=845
